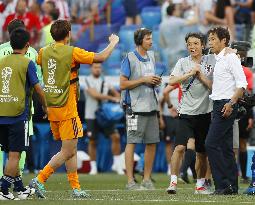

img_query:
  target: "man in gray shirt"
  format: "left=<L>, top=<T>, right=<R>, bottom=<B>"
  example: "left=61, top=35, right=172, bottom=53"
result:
left=84, top=63, right=123, bottom=175
left=159, top=3, right=198, bottom=69
left=166, top=32, right=215, bottom=195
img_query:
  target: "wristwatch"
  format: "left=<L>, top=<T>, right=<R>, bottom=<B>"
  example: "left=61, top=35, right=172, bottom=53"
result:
left=229, top=100, right=235, bottom=107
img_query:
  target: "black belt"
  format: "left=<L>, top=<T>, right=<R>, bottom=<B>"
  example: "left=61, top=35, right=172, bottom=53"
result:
left=71, top=64, right=80, bottom=72
left=179, top=113, right=211, bottom=118
left=213, top=99, right=230, bottom=103
left=70, top=77, right=79, bottom=84
left=133, top=111, right=159, bottom=116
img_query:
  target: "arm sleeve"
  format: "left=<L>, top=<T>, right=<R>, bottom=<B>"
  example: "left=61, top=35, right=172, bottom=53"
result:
left=120, top=56, right=131, bottom=78
left=73, top=47, right=95, bottom=65
left=171, top=59, right=184, bottom=76
left=27, top=61, right=39, bottom=87
left=228, top=54, right=247, bottom=89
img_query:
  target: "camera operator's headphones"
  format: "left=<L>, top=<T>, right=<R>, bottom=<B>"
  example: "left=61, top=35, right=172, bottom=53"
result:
left=135, top=28, right=147, bottom=46
left=230, top=41, right=251, bottom=52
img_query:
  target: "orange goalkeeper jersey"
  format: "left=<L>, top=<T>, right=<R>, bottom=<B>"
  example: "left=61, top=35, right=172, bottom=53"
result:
left=37, top=43, right=94, bottom=121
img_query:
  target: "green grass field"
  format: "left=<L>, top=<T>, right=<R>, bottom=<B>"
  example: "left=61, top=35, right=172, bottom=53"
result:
left=1, top=173, right=255, bottom=205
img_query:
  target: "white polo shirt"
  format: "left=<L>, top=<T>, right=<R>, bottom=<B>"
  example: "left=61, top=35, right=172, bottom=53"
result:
left=209, top=48, right=247, bottom=100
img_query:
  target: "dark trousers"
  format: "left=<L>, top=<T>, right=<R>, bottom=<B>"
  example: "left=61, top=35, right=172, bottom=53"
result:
left=205, top=100, right=238, bottom=191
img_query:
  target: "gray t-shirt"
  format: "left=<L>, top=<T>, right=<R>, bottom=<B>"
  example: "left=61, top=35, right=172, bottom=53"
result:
left=71, top=0, right=98, bottom=18
left=159, top=16, right=186, bottom=52
left=171, top=55, right=216, bottom=115
left=196, top=0, right=214, bottom=33
left=84, top=75, right=111, bottom=119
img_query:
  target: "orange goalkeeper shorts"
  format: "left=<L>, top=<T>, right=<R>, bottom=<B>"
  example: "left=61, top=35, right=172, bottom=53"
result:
left=50, top=116, right=83, bottom=140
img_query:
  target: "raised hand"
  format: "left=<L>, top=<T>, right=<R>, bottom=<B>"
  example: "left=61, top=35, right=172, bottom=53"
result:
left=109, top=34, right=119, bottom=45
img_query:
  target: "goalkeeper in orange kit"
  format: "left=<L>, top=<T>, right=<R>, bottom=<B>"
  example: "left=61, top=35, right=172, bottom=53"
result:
left=29, top=19, right=119, bottom=198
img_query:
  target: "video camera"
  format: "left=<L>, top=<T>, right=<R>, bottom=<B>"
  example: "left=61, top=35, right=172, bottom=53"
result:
left=237, top=91, right=255, bottom=117
left=230, top=41, right=255, bottom=118
left=230, top=41, right=253, bottom=67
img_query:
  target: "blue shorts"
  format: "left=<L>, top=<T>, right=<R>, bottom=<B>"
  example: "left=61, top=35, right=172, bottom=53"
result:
left=0, top=121, right=29, bottom=152
left=123, top=0, right=140, bottom=17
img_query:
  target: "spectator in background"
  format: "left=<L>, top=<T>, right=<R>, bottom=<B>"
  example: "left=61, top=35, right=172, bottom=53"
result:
left=70, top=0, right=99, bottom=24
left=41, top=0, right=56, bottom=26
left=159, top=4, right=198, bottom=69
left=214, top=0, right=236, bottom=40
left=123, top=0, right=141, bottom=25
left=2, top=0, right=41, bottom=46
left=29, top=0, right=41, bottom=17
left=39, top=8, right=59, bottom=47
left=233, top=0, right=253, bottom=41
left=84, top=63, right=123, bottom=175
left=45, top=0, right=69, bottom=20
left=196, top=0, right=225, bottom=33
left=0, top=0, right=18, bottom=42
left=161, top=0, right=171, bottom=21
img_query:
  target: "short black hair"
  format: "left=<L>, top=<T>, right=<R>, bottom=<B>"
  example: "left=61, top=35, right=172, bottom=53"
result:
left=10, top=28, right=30, bottom=50
left=207, top=26, right=230, bottom=46
left=134, top=28, right=152, bottom=46
left=231, top=41, right=251, bottom=58
left=185, top=32, right=206, bottom=47
left=166, top=4, right=176, bottom=16
left=49, top=8, right=59, bottom=20
left=50, top=19, right=71, bottom=41
left=7, top=19, right=25, bottom=35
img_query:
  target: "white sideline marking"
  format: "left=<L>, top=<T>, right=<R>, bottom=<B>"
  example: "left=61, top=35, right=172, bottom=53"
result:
left=47, top=188, right=193, bottom=192
left=39, top=198, right=254, bottom=204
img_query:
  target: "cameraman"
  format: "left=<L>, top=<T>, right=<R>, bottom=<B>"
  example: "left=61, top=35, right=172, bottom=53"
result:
left=231, top=41, right=254, bottom=183
left=120, top=28, right=161, bottom=190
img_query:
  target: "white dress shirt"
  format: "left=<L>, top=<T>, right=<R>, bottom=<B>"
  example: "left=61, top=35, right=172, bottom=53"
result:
left=210, top=48, right=247, bottom=100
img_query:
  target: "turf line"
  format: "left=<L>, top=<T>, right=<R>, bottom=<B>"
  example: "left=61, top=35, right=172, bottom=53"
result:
left=40, top=198, right=254, bottom=204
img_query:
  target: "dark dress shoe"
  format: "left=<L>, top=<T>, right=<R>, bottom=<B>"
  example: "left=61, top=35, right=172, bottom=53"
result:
left=211, top=185, right=237, bottom=195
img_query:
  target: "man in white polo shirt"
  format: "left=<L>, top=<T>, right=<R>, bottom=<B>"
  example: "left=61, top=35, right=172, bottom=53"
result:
left=205, top=27, right=247, bottom=195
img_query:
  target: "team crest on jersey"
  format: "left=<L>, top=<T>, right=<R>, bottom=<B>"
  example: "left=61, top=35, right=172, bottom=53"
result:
left=204, top=64, right=213, bottom=74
